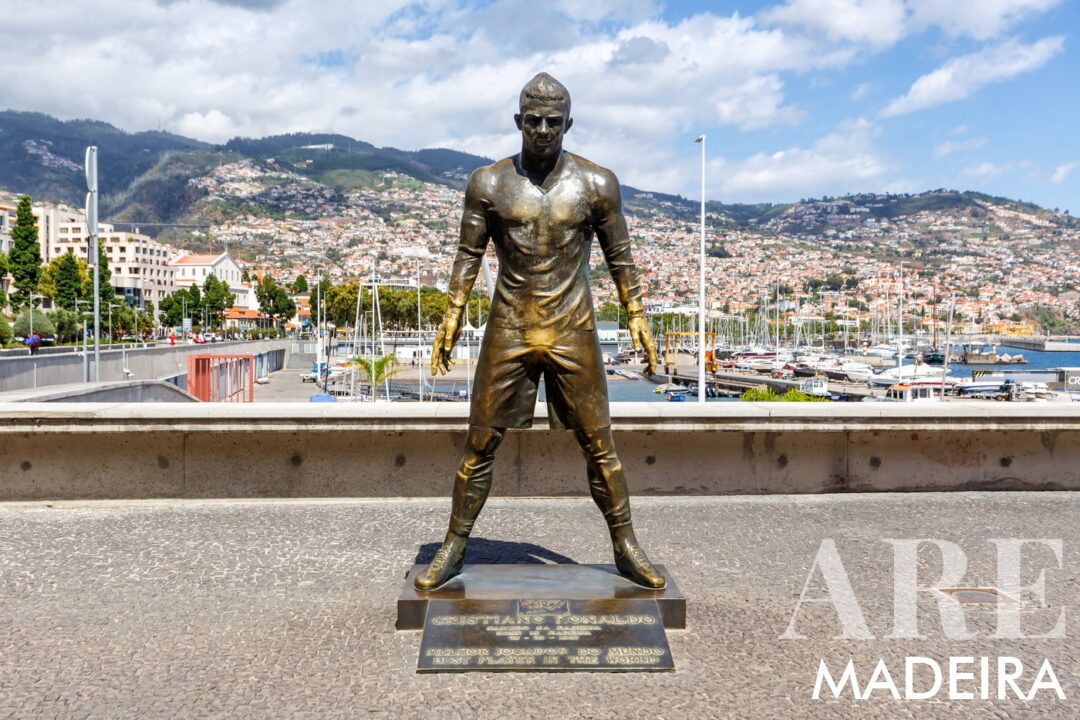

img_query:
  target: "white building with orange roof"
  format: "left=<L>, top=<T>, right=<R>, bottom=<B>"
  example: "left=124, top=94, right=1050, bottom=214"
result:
left=169, top=252, right=243, bottom=289
left=223, top=308, right=269, bottom=332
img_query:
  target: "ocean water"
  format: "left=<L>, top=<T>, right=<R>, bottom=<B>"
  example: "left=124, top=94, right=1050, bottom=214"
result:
left=426, top=348, right=1080, bottom=404
left=944, top=348, right=1080, bottom=376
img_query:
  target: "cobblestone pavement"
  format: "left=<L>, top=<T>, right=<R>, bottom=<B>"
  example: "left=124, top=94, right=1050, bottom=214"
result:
left=1, top=493, right=1077, bottom=719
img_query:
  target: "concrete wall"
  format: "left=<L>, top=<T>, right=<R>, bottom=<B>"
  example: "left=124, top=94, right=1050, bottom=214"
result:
left=0, top=340, right=290, bottom=392
left=1, top=402, right=1079, bottom=500
left=0, top=380, right=197, bottom=403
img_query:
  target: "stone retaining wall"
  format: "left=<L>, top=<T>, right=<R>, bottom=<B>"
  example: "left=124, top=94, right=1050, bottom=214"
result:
left=1, top=402, right=1078, bottom=500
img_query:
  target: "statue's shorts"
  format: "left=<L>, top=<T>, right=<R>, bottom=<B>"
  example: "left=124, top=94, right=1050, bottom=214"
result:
left=467, top=326, right=611, bottom=430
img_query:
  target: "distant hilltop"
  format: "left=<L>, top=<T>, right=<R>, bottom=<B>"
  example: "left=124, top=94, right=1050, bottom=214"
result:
left=1, top=109, right=1072, bottom=238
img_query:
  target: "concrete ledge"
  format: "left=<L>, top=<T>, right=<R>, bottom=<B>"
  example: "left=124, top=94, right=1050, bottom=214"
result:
left=0, top=380, right=198, bottom=403
left=1, top=402, right=1078, bottom=499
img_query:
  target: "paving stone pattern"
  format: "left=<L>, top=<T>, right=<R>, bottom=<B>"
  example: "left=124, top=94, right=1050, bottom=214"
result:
left=1, top=493, right=1078, bottom=719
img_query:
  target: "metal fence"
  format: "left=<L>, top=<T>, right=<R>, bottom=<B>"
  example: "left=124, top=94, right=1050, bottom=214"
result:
left=186, top=355, right=255, bottom=402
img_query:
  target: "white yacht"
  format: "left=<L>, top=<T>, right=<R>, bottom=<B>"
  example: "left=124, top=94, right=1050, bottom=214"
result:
left=864, top=384, right=942, bottom=402
left=868, top=363, right=952, bottom=388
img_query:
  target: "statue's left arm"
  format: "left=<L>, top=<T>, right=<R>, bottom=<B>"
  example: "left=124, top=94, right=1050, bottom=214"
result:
left=593, top=170, right=658, bottom=375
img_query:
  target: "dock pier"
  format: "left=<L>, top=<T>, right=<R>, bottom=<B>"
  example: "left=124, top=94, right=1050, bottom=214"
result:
left=659, top=370, right=880, bottom=401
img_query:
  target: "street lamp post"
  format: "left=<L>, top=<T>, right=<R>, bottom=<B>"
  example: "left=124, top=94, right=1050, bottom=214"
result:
left=27, top=292, right=43, bottom=339
left=74, top=298, right=90, bottom=382
left=694, top=134, right=707, bottom=403
left=416, top=258, right=423, bottom=402
left=85, top=146, right=101, bottom=381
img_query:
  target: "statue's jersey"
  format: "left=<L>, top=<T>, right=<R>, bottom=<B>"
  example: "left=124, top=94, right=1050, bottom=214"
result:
left=448, top=151, right=644, bottom=334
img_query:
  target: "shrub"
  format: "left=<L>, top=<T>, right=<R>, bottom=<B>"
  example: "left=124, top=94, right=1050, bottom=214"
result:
left=13, top=309, right=56, bottom=338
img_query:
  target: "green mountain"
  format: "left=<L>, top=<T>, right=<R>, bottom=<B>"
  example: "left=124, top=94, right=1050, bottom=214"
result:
left=0, top=112, right=495, bottom=230
left=0, top=110, right=1068, bottom=240
left=0, top=110, right=209, bottom=205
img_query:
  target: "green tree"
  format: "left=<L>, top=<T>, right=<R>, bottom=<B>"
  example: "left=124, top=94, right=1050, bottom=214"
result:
left=0, top=313, right=11, bottom=344
left=54, top=252, right=84, bottom=310
left=325, top=279, right=362, bottom=327
left=158, top=293, right=183, bottom=328
left=42, top=253, right=91, bottom=308
left=9, top=195, right=41, bottom=309
left=14, top=308, right=56, bottom=338
left=87, top=238, right=114, bottom=305
left=241, top=269, right=251, bottom=283
left=418, top=287, right=448, bottom=328
left=254, top=274, right=274, bottom=312
left=349, top=354, right=402, bottom=400
left=315, top=275, right=332, bottom=301
left=109, top=303, right=136, bottom=339
left=137, top=309, right=155, bottom=337
left=0, top=250, right=10, bottom=307
left=202, top=275, right=235, bottom=328
left=158, top=287, right=201, bottom=328
left=48, top=307, right=79, bottom=343
left=596, top=302, right=628, bottom=325
left=292, top=274, right=308, bottom=293
left=255, top=275, right=296, bottom=328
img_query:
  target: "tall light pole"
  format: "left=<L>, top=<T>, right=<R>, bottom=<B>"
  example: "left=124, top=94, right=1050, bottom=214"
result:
left=694, top=135, right=707, bottom=402
left=74, top=298, right=90, bottom=381
left=85, top=146, right=101, bottom=380
left=416, top=259, right=424, bottom=402
left=107, top=301, right=122, bottom=343
left=28, top=292, right=43, bottom=338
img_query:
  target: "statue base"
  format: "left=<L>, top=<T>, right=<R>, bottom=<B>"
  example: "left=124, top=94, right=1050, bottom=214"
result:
left=396, top=563, right=685, bottom=631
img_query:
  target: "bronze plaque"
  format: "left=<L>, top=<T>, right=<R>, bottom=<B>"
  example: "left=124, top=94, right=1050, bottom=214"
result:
left=398, top=564, right=685, bottom=631
left=417, top=598, right=673, bottom=672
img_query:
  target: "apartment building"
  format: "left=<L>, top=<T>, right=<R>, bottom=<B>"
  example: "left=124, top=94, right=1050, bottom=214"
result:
left=49, top=220, right=178, bottom=310
left=0, top=196, right=17, bottom=253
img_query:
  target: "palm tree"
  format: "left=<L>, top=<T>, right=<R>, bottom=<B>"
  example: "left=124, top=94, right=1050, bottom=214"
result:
left=349, top=353, right=402, bottom=400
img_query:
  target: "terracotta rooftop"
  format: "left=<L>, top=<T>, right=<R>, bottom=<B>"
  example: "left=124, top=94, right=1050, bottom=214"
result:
left=173, top=254, right=223, bottom=265
left=224, top=308, right=264, bottom=319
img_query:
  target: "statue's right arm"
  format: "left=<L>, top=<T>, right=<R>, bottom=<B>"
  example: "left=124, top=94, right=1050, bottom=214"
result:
left=445, top=170, right=490, bottom=314
left=432, top=170, right=490, bottom=374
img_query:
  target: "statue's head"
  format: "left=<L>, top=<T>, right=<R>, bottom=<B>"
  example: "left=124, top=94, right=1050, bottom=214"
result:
left=515, top=72, right=573, bottom=159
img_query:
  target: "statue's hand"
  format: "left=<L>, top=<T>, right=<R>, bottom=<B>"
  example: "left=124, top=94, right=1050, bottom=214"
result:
left=431, top=308, right=463, bottom=376
left=628, top=314, right=658, bottom=376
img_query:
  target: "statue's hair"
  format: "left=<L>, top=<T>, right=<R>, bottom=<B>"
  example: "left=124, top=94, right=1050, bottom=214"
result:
left=519, top=72, right=571, bottom=112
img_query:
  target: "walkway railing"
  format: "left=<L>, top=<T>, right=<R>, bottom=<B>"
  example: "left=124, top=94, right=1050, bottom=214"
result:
left=187, top=355, right=254, bottom=402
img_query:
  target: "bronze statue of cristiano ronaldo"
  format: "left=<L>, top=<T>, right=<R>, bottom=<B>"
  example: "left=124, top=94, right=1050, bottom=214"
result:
left=415, top=72, right=664, bottom=591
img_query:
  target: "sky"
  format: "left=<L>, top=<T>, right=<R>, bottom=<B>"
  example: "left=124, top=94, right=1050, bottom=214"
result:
left=3, top=0, right=1077, bottom=211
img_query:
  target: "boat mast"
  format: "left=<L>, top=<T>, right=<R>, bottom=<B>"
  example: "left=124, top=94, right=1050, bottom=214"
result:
left=897, top=263, right=904, bottom=369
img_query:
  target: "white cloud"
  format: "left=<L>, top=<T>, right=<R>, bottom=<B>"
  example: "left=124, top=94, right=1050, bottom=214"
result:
left=965, top=161, right=1012, bottom=178
left=933, top=136, right=988, bottom=158
left=907, top=0, right=1063, bottom=40
left=175, top=110, right=240, bottom=143
left=717, top=118, right=893, bottom=201
left=759, top=0, right=908, bottom=47
left=0, top=1, right=842, bottom=188
left=882, top=35, right=1064, bottom=116
left=0, top=0, right=1065, bottom=205
left=1051, top=162, right=1077, bottom=184
left=851, top=82, right=872, bottom=100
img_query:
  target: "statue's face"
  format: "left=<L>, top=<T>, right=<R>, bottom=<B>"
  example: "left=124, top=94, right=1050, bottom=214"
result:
left=515, top=102, right=572, bottom=159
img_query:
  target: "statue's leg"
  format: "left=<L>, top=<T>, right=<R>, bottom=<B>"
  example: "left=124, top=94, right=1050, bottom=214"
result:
left=414, top=425, right=505, bottom=590
left=574, top=427, right=665, bottom=588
